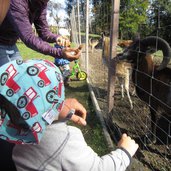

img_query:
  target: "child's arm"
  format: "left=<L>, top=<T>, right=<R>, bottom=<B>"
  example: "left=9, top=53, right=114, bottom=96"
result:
left=58, top=98, right=87, bottom=126
left=62, top=130, right=138, bottom=171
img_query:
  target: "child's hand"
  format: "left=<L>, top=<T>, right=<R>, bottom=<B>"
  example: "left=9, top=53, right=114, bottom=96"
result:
left=117, top=133, right=139, bottom=157
left=62, top=47, right=81, bottom=61
left=59, top=98, right=87, bottom=126
left=56, top=36, right=71, bottom=47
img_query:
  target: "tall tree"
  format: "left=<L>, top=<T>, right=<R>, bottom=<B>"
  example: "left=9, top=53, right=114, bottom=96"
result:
left=149, top=0, right=171, bottom=45
left=91, top=0, right=112, bottom=35
left=47, top=1, right=63, bottom=32
left=65, top=0, right=75, bottom=17
left=91, top=0, right=149, bottom=39
left=65, top=0, right=86, bottom=32
left=119, top=0, right=149, bottom=39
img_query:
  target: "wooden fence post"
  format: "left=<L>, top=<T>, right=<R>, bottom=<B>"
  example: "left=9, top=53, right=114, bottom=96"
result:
left=107, top=0, right=120, bottom=113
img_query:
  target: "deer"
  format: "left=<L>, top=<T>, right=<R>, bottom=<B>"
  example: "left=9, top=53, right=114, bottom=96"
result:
left=102, top=34, right=134, bottom=109
left=89, top=38, right=99, bottom=53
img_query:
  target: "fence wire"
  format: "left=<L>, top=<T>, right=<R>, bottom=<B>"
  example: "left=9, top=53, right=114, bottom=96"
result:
left=71, top=1, right=171, bottom=170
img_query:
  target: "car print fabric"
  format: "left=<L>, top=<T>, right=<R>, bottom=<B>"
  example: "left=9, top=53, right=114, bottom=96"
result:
left=0, top=59, right=65, bottom=144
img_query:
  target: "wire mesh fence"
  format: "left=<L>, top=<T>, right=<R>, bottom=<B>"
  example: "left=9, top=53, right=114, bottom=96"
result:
left=87, top=41, right=171, bottom=171
left=70, top=0, right=171, bottom=170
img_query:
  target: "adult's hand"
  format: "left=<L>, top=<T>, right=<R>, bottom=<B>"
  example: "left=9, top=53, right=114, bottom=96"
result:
left=62, top=47, right=81, bottom=61
left=117, top=133, right=139, bottom=157
left=56, top=36, right=71, bottom=47
left=59, top=98, right=87, bottom=126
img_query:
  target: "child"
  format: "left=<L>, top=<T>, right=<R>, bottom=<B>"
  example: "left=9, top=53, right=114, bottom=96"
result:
left=54, top=44, right=83, bottom=86
left=0, top=59, right=138, bottom=171
left=54, top=28, right=72, bottom=86
left=54, top=44, right=71, bottom=86
left=0, top=59, right=86, bottom=144
left=0, top=59, right=85, bottom=170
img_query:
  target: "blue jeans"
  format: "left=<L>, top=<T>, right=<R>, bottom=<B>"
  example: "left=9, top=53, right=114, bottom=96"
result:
left=0, top=44, right=22, bottom=66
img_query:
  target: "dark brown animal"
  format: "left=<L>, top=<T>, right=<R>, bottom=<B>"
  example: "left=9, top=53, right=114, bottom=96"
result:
left=116, top=36, right=171, bottom=143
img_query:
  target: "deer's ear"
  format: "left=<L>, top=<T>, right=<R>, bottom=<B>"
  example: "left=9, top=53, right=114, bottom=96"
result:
left=0, top=0, right=10, bottom=24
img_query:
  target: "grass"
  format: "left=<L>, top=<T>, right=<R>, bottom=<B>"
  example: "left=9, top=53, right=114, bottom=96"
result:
left=17, top=43, right=54, bottom=61
left=81, top=32, right=101, bottom=38
left=16, top=42, right=110, bottom=156
left=65, top=81, right=109, bottom=155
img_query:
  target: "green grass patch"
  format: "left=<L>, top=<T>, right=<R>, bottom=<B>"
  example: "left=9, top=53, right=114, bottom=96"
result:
left=17, top=43, right=54, bottom=61
left=65, top=81, right=110, bottom=156
left=81, top=32, right=101, bottom=38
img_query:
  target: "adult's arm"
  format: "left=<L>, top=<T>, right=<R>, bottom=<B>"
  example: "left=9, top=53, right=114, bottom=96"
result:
left=34, top=5, right=59, bottom=43
left=9, top=0, right=62, bottom=58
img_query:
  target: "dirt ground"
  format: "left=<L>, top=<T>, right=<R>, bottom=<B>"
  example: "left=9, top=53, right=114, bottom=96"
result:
left=86, top=48, right=171, bottom=171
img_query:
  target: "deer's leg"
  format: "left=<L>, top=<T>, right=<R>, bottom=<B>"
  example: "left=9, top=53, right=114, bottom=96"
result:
left=125, top=73, right=133, bottom=109
left=92, top=46, right=94, bottom=53
left=131, top=86, right=136, bottom=96
left=118, top=77, right=124, bottom=98
left=121, top=84, right=124, bottom=98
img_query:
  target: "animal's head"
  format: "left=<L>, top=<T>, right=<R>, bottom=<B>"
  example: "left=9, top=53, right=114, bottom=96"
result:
left=115, top=36, right=171, bottom=70
left=117, top=40, right=133, bottom=48
left=89, top=38, right=99, bottom=46
left=115, top=39, right=143, bottom=64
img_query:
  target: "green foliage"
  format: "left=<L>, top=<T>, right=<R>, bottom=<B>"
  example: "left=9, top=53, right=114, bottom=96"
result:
left=149, top=0, right=171, bottom=45
left=119, top=0, right=149, bottom=39
left=91, top=0, right=149, bottom=38
left=91, top=0, right=111, bottom=35
left=90, top=0, right=171, bottom=43
left=49, top=26, right=58, bottom=34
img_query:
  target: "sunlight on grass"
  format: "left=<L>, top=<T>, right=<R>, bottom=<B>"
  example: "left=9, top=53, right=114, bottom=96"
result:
left=66, top=81, right=110, bottom=156
left=17, top=43, right=54, bottom=61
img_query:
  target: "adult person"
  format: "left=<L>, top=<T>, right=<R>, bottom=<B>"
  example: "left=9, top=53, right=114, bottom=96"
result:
left=0, top=0, right=79, bottom=170
left=0, top=0, right=80, bottom=66
left=0, top=0, right=17, bottom=170
left=0, top=59, right=137, bottom=171
left=0, top=0, right=10, bottom=25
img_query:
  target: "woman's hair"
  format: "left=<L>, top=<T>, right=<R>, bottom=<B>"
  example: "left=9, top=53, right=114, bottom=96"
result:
left=0, top=0, right=10, bottom=24
left=0, top=94, right=29, bottom=129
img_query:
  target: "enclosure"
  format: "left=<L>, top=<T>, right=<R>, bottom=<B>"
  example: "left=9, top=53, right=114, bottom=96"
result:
left=69, top=0, right=171, bottom=170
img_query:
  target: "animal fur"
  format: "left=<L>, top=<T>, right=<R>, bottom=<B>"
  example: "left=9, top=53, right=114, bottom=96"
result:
left=102, top=35, right=134, bottom=109
left=89, top=38, right=99, bottom=53
left=116, top=36, right=171, bottom=143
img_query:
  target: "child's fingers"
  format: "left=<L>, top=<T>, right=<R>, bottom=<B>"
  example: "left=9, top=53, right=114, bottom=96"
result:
left=122, top=133, right=127, bottom=138
left=70, top=114, right=87, bottom=126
